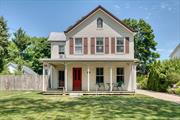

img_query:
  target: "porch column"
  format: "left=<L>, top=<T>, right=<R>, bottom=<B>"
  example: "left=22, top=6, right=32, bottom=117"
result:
left=65, top=63, right=68, bottom=91
left=50, top=65, right=53, bottom=88
left=42, top=63, right=45, bottom=91
left=133, top=64, right=137, bottom=91
left=110, top=66, right=112, bottom=91
left=87, top=66, right=90, bottom=91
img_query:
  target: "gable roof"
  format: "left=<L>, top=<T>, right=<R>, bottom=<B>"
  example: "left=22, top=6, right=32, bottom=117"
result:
left=64, top=5, right=136, bottom=33
left=48, top=32, right=66, bottom=41
left=170, top=43, right=180, bottom=58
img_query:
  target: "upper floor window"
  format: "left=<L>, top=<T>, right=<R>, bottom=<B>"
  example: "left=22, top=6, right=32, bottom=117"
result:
left=75, top=38, right=83, bottom=54
left=59, top=45, right=65, bottom=54
left=116, top=68, right=124, bottom=83
left=97, top=18, right=103, bottom=28
left=96, top=37, right=104, bottom=53
left=116, top=37, right=124, bottom=53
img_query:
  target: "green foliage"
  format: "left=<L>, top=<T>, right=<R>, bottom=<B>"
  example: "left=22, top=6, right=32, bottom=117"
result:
left=137, top=75, right=148, bottom=89
left=122, top=19, right=160, bottom=74
left=12, top=28, right=30, bottom=54
left=174, top=88, right=180, bottom=95
left=25, top=37, right=50, bottom=74
left=0, top=16, right=9, bottom=72
left=147, top=59, right=180, bottom=92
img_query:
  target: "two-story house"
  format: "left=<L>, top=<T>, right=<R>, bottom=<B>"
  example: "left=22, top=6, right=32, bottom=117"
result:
left=41, top=6, right=137, bottom=93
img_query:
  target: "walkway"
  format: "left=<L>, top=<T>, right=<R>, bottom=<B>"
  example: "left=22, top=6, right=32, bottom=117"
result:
left=136, top=89, right=180, bottom=104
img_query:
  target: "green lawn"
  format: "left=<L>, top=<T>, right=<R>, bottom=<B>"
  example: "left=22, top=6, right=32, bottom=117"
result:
left=0, top=91, right=179, bottom=120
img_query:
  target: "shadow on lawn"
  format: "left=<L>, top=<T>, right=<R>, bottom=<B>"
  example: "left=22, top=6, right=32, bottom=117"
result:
left=0, top=93, right=179, bottom=120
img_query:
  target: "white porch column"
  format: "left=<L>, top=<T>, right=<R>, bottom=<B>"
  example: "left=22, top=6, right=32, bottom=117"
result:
left=87, top=66, right=90, bottom=91
left=42, top=63, right=45, bottom=91
left=133, top=64, right=137, bottom=91
left=50, top=65, right=53, bottom=89
left=65, top=63, right=68, bottom=91
left=110, top=66, right=113, bottom=91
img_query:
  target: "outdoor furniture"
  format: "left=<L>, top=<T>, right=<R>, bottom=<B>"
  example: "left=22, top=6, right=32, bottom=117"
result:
left=106, top=83, right=114, bottom=91
left=96, top=83, right=105, bottom=91
left=113, top=81, right=124, bottom=91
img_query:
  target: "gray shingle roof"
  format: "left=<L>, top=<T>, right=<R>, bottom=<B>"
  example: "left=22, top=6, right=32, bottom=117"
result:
left=48, top=32, right=66, bottom=41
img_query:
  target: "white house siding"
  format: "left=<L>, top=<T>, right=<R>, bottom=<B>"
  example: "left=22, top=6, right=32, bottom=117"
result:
left=50, top=62, right=135, bottom=91
left=51, top=10, right=134, bottom=59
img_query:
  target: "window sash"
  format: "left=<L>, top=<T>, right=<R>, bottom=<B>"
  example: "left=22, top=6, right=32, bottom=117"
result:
left=59, top=45, right=65, bottom=54
left=116, top=37, right=124, bottom=53
left=97, top=18, right=103, bottom=28
left=75, top=38, right=82, bottom=54
left=116, top=68, right=124, bottom=83
left=96, top=68, right=104, bottom=83
left=96, top=37, right=104, bottom=53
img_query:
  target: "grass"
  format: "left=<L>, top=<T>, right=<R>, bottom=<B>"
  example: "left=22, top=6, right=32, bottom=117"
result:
left=0, top=91, right=180, bottom=120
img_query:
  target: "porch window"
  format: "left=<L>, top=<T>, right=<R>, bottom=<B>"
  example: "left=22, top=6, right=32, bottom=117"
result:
left=96, top=68, right=104, bottom=83
left=59, top=45, right=65, bottom=54
left=116, top=68, right=124, bottom=83
left=97, top=18, right=103, bottom=28
left=116, top=37, right=124, bottom=53
left=75, top=38, right=83, bottom=54
left=96, top=37, right=104, bottom=53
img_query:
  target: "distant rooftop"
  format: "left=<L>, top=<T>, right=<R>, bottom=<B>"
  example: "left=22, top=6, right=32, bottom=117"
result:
left=48, top=32, right=66, bottom=41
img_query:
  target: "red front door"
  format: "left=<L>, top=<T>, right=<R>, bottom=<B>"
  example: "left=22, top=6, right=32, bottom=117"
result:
left=73, top=68, right=82, bottom=91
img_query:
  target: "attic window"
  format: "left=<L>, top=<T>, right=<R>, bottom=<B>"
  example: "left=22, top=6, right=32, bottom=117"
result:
left=97, top=18, right=103, bottom=28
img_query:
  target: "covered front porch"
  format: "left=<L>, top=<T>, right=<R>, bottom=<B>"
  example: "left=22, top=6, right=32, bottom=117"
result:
left=41, top=58, right=137, bottom=93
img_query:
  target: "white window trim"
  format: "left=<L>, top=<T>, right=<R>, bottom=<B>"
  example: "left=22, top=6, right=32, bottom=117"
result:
left=74, top=37, right=84, bottom=55
left=97, top=17, right=103, bottom=28
left=115, top=37, right=125, bottom=54
left=95, top=37, right=105, bottom=54
left=116, top=67, right=125, bottom=82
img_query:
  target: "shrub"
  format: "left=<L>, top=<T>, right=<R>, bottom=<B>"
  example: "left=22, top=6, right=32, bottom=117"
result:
left=175, top=88, right=180, bottom=95
left=147, top=59, right=180, bottom=92
left=137, top=75, right=148, bottom=89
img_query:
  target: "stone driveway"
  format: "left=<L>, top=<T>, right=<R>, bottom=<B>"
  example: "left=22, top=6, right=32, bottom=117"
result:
left=136, top=89, right=180, bottom=104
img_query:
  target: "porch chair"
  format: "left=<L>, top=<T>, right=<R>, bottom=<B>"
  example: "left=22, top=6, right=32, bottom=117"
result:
left=113, top=81, right=124, bottom=91
left=96, top=83, right=105, bottom=91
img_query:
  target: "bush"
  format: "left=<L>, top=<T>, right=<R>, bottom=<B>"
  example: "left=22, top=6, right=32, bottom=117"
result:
left=137, top=75, right=148, bottom=89
left=174, top=88, right=180, bottom=95
left=147, top=59, right=180, bottom=92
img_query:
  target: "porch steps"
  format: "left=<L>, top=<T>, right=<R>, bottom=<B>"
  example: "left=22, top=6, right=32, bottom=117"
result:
left=42, top=90, right=135, bottom=95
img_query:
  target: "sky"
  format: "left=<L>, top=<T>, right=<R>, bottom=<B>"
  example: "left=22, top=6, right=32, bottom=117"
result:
left=0, top=0, right=180, bottom=59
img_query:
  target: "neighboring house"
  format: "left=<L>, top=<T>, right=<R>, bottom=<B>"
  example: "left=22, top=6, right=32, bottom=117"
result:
left=7, top=62, right=38, bottom=76
left=41, top=6, right=137, bottom=92
left=170, top=43, right=180, bottom=58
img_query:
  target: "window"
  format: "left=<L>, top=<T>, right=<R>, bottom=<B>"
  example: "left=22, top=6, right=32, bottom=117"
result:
left=59, top=45, right=65, bottom=54
left=45, top=69, right=48, bottom=75
left=75, top=38, right=83, bottom=54
left=116, top=68, right=124, bottom=83
left=97, top=18, right=103, bottom=28
left=116, top=37, right=124, bottom=53
left=96, top=68, right=104, bottom=83
left=96, top=37, right=104, bottom=53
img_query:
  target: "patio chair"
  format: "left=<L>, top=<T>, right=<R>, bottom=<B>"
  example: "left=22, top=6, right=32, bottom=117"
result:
left=96, top=83, right=105, bottom=91
left=113, top=81, right=124, bottom=91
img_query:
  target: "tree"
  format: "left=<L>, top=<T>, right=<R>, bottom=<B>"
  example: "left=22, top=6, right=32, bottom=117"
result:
left=0, top=16, right=9, bottom=72
left=12, top=28, right=30, bottom=56
left=122, top=18, right=160, bottom=74
left=26, top=37, right=50, bottom=74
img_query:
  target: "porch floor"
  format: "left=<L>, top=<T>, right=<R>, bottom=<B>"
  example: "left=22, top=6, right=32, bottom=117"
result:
left=42, top=89, right=135, bottom=95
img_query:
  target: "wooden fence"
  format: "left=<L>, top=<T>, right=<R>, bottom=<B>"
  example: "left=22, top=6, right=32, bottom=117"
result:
left=0, top=75, right=48, bottom=91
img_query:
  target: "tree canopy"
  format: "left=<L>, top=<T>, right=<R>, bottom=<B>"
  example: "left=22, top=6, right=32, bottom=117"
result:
left=122, top=18, right=160, bottom=74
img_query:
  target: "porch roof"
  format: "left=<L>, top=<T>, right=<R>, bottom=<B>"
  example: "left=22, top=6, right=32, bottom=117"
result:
left=40, top=58, right=138, bottom=63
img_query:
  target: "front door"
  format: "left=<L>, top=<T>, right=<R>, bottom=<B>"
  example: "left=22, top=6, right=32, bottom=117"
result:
left=73, top=68, right=82, bottom=91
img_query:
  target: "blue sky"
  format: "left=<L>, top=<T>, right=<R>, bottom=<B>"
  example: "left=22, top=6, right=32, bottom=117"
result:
left=0, top=0, right=179, bottom=59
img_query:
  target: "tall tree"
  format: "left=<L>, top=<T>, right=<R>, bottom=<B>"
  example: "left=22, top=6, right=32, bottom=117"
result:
left=12, top=28, right=30, bottom=56
left=0, top=16, right=9, bottom=72
left=122, top=18, right=160, bottom=74
left=26, top=37, right=50, bottom=74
